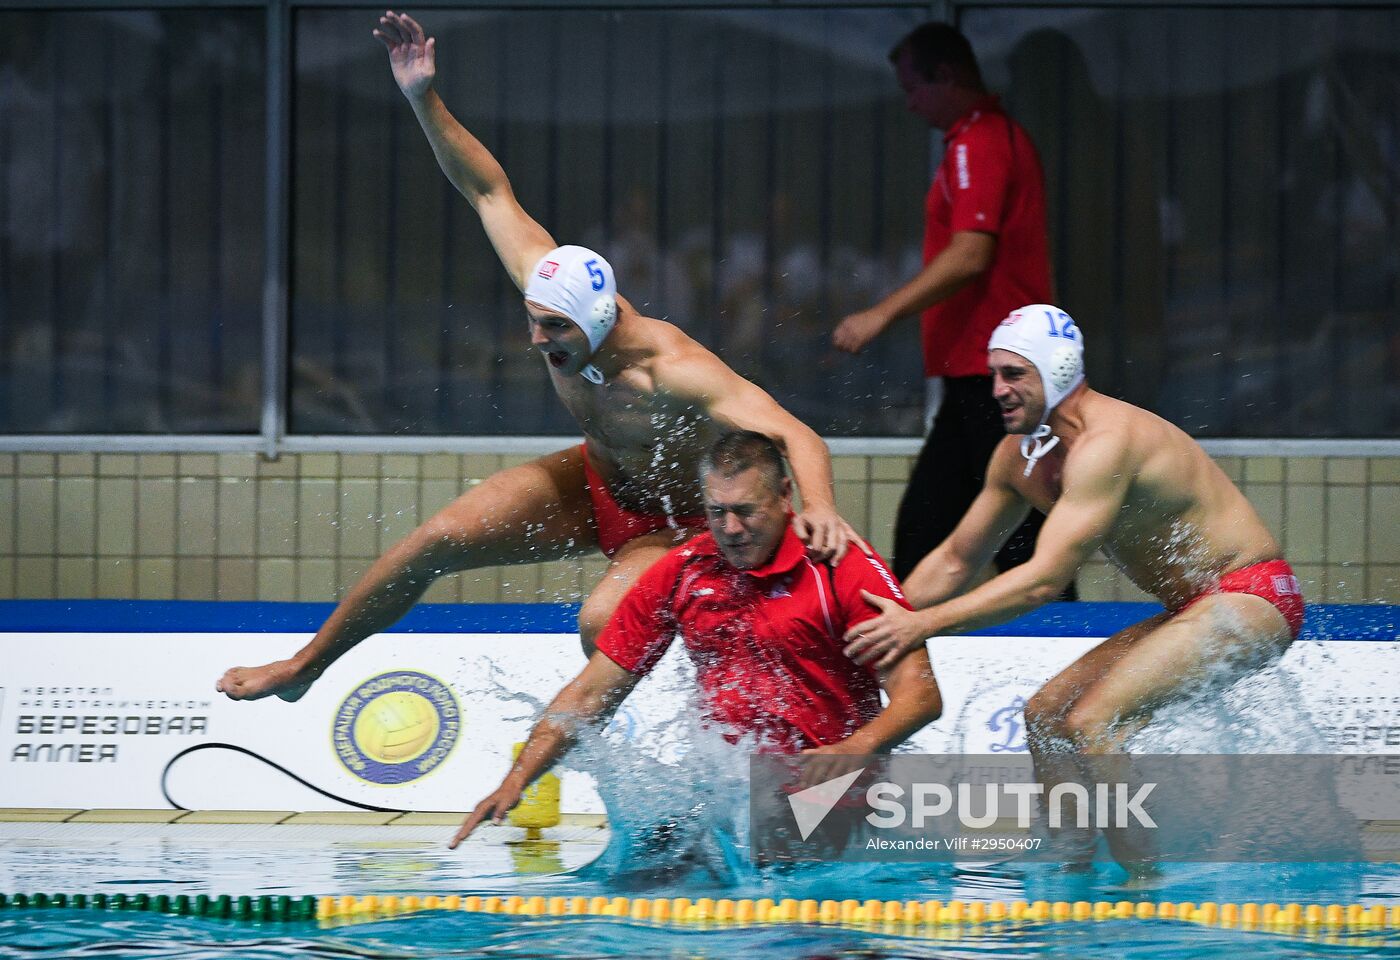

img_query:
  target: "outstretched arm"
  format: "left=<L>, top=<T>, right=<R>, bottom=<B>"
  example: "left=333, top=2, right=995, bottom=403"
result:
left=656, top=349, right=856, bottom=563
left=449, top=652, right=640, bottom=848
left=846, top=435, right=1131, bottom=668
left=374, top=10, right=555, bottom=288
left=901, top=456, right=1030, bottom=608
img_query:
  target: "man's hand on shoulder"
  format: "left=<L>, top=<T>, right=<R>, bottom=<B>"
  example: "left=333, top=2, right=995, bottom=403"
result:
left=793, top=506, right=858, bottom=564
left=843, top=591, right=932, bottom=670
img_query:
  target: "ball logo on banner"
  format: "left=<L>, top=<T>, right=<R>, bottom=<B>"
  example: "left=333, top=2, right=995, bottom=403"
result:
left=333, top=671, right=461, bottom=785
left=354, top=690, right=440, bottom=764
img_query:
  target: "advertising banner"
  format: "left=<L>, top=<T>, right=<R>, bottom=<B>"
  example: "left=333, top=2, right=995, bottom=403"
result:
left=1, top=631, right=1395, bottom=814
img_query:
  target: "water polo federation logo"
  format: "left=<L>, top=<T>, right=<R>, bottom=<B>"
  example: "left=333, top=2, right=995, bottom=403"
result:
left=333, top=671, right=461, bottom=785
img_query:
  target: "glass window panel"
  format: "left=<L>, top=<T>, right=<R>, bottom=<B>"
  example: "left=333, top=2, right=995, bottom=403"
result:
left=289, top=8, right=929, bottom=436
left=0, top=10, right=266, bottom=433
left=963, top=5, right=1400, bottom=437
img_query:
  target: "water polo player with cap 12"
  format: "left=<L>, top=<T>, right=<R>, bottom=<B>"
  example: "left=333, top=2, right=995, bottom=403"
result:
left=214, top=11, right=857, bottom=704
left=842, top=303, right=1303, bottom=870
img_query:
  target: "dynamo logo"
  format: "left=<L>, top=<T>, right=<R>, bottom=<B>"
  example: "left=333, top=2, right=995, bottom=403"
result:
left=332, top=671, right=460, bottom=785
left=955, top=681, right=1032, bottom=754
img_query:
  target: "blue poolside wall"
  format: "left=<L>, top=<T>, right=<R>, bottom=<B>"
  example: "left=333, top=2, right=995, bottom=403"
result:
left=0, top=600, right=1393, bottom=641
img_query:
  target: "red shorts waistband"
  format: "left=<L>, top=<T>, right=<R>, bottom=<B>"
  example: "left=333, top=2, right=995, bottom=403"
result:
left=1178, top=559, right=1306, bottom=639
left=580, top=445, right=705, bottom=558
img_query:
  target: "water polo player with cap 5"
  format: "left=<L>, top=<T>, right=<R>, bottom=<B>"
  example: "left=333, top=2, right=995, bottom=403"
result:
left=841, top=303, right=1303, bottom=873
left=521, top=244, right=709, bottom=559
left=215, top=11, right=859, bottom=704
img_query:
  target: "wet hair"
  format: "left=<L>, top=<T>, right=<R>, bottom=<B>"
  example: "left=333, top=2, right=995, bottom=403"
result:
left=700, top=431, right=788, bottom=494
left=890, top=22, right=984, bottom=88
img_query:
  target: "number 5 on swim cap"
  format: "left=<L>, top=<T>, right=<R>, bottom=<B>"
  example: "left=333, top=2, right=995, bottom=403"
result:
left=523, top=245, right=618, bottom=353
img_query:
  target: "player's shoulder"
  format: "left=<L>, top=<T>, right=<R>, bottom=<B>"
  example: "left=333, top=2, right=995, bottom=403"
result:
left=1083, top=393, right=1166, bottom=451
left=833, top=538, right=904, bottom=592
left=1063, top=406, right=1141, bottom=481
left=646, top=325, right=738, bottom=398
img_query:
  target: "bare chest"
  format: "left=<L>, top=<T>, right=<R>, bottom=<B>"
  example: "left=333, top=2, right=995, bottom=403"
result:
left=552, top=371, right=714, bottom=500
left=560, top=371, right=711, bottom=440
left=1012, top=457, right=1067, bottom=514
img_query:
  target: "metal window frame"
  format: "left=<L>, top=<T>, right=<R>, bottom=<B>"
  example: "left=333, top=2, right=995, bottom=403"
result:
left=3, top=0, right=1396, bottom=459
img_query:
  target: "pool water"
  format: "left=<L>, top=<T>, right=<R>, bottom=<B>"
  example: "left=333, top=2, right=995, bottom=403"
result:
left=2, top=819, right=1398, bottom=959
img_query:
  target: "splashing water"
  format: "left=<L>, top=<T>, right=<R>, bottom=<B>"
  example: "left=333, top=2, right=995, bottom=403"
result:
left=1127, top=665, right=1329, bottom=755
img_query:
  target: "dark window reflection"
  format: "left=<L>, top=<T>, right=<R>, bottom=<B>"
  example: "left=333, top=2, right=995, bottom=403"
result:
left=966, top=6, right=1399, bottom=438
left=7, top=6, right=1393, bottom=439
left=0, top=10, right=266, bottom=433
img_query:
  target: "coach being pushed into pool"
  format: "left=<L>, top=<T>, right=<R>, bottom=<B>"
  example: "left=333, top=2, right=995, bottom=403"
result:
left=449, top=431, right=943, bottom=849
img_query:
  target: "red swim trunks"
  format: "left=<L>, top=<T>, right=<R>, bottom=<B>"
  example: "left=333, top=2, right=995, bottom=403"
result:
left=580, top=446, right=706, bottom=559
left=1178, top=559, right=1306, bottom=639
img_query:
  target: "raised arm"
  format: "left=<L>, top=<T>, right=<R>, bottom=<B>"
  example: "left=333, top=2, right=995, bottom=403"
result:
left=901, top=452, right=1031, bottom=608
left=374, top=11, right=556, bottom=288
left=846, top=434, right=1131, bottom=668
left=449, top=652, right=640, bottom=848
left=657, top=349, right=855, bottom=562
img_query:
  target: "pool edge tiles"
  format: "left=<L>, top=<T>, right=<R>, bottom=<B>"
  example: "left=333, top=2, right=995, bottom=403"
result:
left=0, top=810, right=83, bottom=823
left=0, top=808, right=610, bottom=846
left=0, top=809, right=608, bottom=828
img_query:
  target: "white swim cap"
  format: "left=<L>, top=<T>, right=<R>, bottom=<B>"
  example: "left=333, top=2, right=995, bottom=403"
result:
left=525, top=246, right=618, bottom=384
left=987, top=304, right=1086, bottom=476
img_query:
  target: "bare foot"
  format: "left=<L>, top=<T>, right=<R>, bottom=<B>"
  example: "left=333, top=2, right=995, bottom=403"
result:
left=216, top=659, right=315, bottom=702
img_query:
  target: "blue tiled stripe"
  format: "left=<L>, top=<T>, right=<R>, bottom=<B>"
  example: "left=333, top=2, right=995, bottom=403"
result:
left=0, top=600, right=1392, bottom=641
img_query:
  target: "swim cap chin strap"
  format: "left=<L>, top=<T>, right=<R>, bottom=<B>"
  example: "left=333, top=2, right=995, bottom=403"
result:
left=524, top=245, right=619, bottom=385
left=987, top=304, right=1086, bottom=477
left=1018, top=426, right=1060, bottom=478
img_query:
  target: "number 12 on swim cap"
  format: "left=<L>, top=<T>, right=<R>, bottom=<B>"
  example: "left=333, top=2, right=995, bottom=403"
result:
left=1044, top=309, right=1077, bottom=340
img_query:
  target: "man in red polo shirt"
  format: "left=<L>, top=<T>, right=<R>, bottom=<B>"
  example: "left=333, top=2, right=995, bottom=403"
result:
left=834, top=23, right=1066, bottom=594
left=449, top=431, right=941, bottom=849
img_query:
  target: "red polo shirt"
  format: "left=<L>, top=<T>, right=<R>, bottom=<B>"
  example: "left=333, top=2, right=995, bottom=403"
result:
left=921, top=96, right=1051, bottom=378
left=596, top=526, right=911, bottom=752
